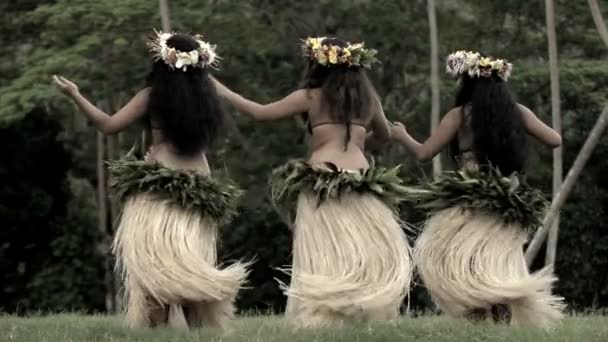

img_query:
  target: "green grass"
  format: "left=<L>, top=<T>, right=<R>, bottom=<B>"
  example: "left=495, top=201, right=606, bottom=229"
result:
left=1, top=314, right=607, bottom=342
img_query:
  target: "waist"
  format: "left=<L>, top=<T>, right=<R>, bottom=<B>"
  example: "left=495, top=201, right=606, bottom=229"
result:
left=145, top=144, right=210, bottom=174
left=308, top=146, right=369, bottom=171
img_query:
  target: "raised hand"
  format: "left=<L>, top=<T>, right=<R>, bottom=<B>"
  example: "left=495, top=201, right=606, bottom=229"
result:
left=53, top=75, right=80, bottom=97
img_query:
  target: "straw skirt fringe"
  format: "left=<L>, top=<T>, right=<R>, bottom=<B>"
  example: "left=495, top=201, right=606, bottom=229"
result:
left=414, top=206, right=564, bottom=329
left=112, top=194, right=248, bottom=328
left=284, top=192, right=412, bottom=328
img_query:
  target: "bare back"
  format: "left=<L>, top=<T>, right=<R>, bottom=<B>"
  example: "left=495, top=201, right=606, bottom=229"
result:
left=147, top=128, right=211, bottom=175
left=305, top=89, right=375, bottom=170
left=211, top=77, right=392, bottom=171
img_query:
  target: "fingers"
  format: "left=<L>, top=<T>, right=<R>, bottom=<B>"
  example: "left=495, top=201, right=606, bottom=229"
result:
left=392, top=121, right=406, bottom=131
left=53, top=75, right=67, bottom=88
left=59, top=76, right=72, bottom=85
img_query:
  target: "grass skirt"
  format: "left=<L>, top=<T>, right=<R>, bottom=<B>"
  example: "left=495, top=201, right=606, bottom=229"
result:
left=272, top=161, right=413, bottom=328
left=109, top=160, right=248, bottom=329
left=412, top=171, right=564, bottom=329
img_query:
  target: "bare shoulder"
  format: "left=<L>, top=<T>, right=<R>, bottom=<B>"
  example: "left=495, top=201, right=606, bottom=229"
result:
left=516, top=103, right=533, bottom=115
left=444, top=106, right=464, bottom=123
left=135, top=87, right=152, bottom=100
left=303, top=87, right=321, bottom=99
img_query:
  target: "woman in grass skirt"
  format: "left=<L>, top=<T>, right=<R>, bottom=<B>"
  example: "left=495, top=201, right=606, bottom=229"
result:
left=391, top=51, right=564, bottom=328
left=212, top=37, right=413, bottom=328
left=53, top=31, right=248, bottom=329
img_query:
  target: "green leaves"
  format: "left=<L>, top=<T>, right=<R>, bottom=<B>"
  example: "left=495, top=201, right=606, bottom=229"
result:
left=270, top=160, right=417, bottom=221
left=412, top=170, right=548, bottom=230
left=108, top=159, right=243, bottom=225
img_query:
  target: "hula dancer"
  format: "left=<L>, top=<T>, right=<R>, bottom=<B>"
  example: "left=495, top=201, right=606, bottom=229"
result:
left=211, top=37, right=413, bottom=328
left=391, top=51, right=564, bottom=328
left=53, top=31, right=248, bottom=329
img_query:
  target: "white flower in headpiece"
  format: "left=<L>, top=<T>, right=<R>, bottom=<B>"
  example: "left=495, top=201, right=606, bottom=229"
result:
left=148, top=29, right=219, bottom=71
left=175, top=50, right=199, bottom=70
left=499, top=62, right=513, bottom=81
left=446, top=50, right=513, bottom=81
left=446, top=50, right=472, bottom=77
left=160, top=32, right=172, bottom=42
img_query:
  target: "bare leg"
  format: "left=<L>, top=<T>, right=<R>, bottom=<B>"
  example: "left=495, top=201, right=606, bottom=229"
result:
left=183, top=300, right=234, bottom=329
left=148, top=300, right=170, bottom=327
left=125, top=280, right=150, bottom=328
left=466, top=308, right=489, bottom=322
left=491, top=304, right=512, bottom=324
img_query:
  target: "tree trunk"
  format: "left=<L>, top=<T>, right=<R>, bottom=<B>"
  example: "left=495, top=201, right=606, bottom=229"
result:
left=96, top=132, right=114, bottom=312
left=525, top=105, right=608, bottom=263
left=588, top=0, right=608, bottom=47
left=139, top=0, right=173, bottom=155
left=544, top=0, right=562, bottom=267
left=159, top=0, right=171, bottom=31
left=428, top=0, right=442, bottom=178
left=527, top=0, right=608, bottom=264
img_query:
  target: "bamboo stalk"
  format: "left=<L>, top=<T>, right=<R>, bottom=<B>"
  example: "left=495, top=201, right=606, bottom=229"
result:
left=588, top=0, right=608, bottom=47
left=139, top=0, right=173, bottom=155
left=96, top=132, right=114, bottom=312
left=525, top=106, right=608, bottom=263
left=159, top=0, right=172, bottom=31
left=526, top=0, right=608, bottom=264
left=544, top=0, right=562, bottom=267
left=428, top=0, right=442, bottom=178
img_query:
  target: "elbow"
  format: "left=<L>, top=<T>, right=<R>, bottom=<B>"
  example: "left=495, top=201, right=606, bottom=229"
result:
left=416, top=151, right=431, bottom=161
left=551, top=134, right=563, bottom=148
left=415, top=147, right=433, bottom=161
left=99, top=122, right=118, bottom=135
left=248, top=107, right=270, bottom=122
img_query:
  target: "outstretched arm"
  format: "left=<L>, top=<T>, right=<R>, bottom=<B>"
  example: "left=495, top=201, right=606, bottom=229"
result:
left=53, top=75, right=149, bottom=135
left=518, top=104, right=562, bottom=147
left=211, top=76, right=309, bottom=121
left=392, top=107, right=462, bottom=161
left=365, top=98, right=392, bottom=150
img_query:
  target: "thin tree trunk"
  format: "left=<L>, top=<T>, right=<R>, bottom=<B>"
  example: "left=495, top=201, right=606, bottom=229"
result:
left=526, top=0, right=608, bottom=264
left=588, top=0, right=608, bottom=47
left=428, top=0, right=442, bottom=178
left=544, top=0, right=562, bottom=267
left=525, top=105, right=608, bottom=263
left=159, top=0, right=171, bottom=31
left=139, top=0, right=173, bottom=155
left=96, top=132, right=114, bottom=312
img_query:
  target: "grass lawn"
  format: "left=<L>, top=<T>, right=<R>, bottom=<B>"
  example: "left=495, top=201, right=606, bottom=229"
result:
left=0, top=314, right=607, bottom=342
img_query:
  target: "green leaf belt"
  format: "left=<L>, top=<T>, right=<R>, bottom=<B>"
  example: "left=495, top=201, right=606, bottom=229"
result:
left=270, top=160, right=416, bottom=216
left=270, top=160, right=548, bottom=229
left=109, top=159, right=548, bottom=229
left=409, top=170, right=548, bottom=230
left=108, top=159, right=242, bottom=225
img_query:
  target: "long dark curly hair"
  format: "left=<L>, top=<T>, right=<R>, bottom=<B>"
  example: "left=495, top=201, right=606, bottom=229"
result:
left=450, top=72, right=528, bottom=174
left=299, top=37, right=378, bottom=150
left=146, top=34, right=224, bottom=156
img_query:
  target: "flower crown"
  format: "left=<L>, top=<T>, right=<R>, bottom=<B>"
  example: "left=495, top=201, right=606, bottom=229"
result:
left=302, top=37, right=379, bottom=70
left=446, top=50, right=513, bottom=81
left=147, top=29, right=219, bottom=71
